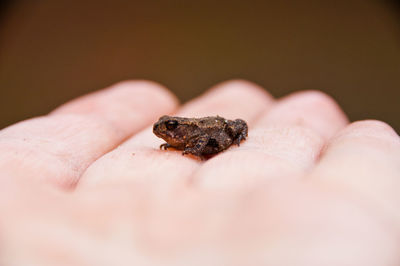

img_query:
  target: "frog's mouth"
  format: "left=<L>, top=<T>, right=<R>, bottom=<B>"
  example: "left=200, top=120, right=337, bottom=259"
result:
left=153, top=123, right=161, bottom=133
left=154, top=130, right=175, bottom=142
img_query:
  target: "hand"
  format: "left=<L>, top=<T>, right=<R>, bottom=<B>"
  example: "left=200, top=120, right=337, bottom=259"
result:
left=0, top=80, right=399, bottom=265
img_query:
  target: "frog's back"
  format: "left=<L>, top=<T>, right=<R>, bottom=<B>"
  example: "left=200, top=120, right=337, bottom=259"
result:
left=196, top=116, right=227, bottom=132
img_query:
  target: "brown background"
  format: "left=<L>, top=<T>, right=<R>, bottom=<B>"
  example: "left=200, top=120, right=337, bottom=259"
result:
left=0, top=0, right=399, bottom=132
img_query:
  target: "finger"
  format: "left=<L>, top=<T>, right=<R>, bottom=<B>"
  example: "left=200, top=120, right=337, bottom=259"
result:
left=78, top=80, right=274, bottom=189
left=177, top=80, right=273, bottom=123
left=0, top=81, right=178, bottom=188
left=310, top=120, right=400, bottom=223
left=194, top=90, right=349, bottom=190
left=255, top=90, right=348, bottom=140
left=52, top=80, right=178, bottom=137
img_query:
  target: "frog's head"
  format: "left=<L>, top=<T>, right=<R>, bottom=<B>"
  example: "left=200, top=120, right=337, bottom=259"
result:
left=153, top=115, right=189, bottom=146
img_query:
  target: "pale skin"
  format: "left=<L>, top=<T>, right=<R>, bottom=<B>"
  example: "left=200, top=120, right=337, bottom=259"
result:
left=0, top=80, right=399, bottom=266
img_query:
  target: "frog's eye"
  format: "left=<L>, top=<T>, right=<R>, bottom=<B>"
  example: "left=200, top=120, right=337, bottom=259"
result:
left=165, top=120, right=178, bottom=130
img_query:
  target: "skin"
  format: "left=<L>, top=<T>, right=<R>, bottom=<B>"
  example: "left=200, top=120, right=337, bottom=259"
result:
left=0, top=80, right=399, bottom=265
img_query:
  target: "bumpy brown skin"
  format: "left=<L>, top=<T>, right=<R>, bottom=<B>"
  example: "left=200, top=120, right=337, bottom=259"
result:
left=153, top=115, right=248, bottom=159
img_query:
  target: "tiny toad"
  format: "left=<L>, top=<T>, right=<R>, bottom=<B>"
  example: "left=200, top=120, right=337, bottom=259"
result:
left=153, top=115, right=248, bottom=159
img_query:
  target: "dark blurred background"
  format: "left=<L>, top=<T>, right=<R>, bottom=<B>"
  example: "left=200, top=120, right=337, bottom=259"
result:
left=0, top=0, right=399, bottom=131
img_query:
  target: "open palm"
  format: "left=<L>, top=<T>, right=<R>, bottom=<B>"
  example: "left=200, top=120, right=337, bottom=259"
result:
left=0, top=80, right=399, bottom=266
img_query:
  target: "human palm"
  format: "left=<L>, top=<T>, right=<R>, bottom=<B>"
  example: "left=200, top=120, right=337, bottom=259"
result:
left=0, top=80, right=399, bottom=265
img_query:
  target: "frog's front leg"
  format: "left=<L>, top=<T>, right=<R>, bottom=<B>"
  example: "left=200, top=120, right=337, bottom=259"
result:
left=234, top=130, right=247, bottom=146
left=182, top=136, right=209, bottom=157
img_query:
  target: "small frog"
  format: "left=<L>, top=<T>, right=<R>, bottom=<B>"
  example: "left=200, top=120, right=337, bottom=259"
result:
left=153, top=115, right=248, bottom=159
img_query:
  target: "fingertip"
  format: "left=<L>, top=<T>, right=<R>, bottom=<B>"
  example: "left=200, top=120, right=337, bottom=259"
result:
left=283, top=90, right=339, bottom=106
left=318, top=120, right=400, bottom=169
left=53, top=79, right=179, bottom=116
left=108, top=80, right=180, bottom=107
left=332, top=120, right=399, bottom=144
left=178, top=79, right=274, bottom=123
left=257, top=90, right=348, bottom=140
left=281, top=90, right=348, bottom=123
left=344, top=119, right=398, bottom=136
left=208, top=79, right=274, bottom=103
left=285, top=89, right=335, bottom=101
